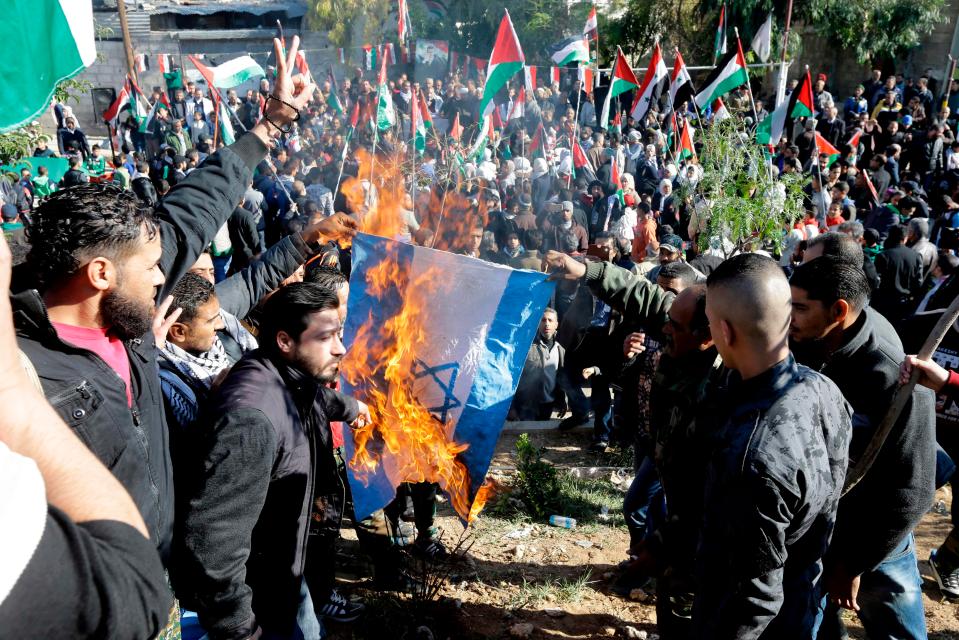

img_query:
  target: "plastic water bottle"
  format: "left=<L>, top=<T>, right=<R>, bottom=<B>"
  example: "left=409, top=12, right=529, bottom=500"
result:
left=549, top=515, right=577, bottom=529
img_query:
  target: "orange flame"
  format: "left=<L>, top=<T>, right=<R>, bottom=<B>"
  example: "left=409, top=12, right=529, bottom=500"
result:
left=339, top=144, right=494, bottom=522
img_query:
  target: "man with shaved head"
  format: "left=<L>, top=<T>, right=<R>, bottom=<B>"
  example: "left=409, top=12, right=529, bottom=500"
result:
left=695, top=254, right=852, bottom=638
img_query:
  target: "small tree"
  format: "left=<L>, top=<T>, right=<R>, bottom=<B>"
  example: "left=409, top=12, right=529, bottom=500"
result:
left=684, top=120, right=808, bottom=257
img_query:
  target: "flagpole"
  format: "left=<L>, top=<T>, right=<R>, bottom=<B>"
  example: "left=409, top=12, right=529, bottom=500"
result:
left=733, top=29, right=760, bottom=128
left=333, top=126, right=353, bottom=200
left=431, top=142, right=461, bottom=249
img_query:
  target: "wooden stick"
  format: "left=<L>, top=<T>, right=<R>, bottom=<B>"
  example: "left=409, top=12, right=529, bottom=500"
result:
left=842, top=294, right=959, bottom=494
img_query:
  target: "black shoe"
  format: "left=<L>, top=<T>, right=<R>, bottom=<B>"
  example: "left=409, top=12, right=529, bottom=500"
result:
left=558, top=413, right=590, bottom=431
left=315, top=589, right=365, bottom=623
left=589, top=441, right=609, bottom=453
left=413, top=536, right=450, bottom=562
left=373, top=567, right=425, bottom=594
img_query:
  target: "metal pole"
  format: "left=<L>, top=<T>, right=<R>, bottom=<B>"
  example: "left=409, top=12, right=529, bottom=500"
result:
left=776, top=0, right=794, bottom=108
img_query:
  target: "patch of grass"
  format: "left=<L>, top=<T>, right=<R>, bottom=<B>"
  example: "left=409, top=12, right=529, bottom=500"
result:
left=507, top=570, right=594, bottom=610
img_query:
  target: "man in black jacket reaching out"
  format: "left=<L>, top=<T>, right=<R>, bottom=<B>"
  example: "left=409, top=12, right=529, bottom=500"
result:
left=173, top=283, right=372, bottom=640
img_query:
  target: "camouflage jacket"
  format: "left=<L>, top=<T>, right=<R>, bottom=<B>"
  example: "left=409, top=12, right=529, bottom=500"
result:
left=692, top=355, right=852, bottom=640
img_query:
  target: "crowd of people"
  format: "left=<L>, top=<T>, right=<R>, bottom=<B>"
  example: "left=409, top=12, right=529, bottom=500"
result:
left=2, top=30, right=959, bottom=640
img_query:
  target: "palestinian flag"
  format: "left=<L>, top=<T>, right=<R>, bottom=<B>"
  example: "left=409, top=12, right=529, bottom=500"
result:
left=530, top=122, right=546, bottom=158
left=479, top=10, right=525, bottom=119
left=375, top=54, right=395, bottom=131
left=630, top=42, right=668, bottom=123
left=218, top=99, right=236, bottom=145
left=611, top=156, right=624, bottom=206
left=584, top=6, right=598, bottom=41
left=449, top=112, right=463, bottom=142
left=548, top=36, right=590, bottom=66
left=847, top=129, right=862, bottom=150
left=610, top=110, right=622, bottom=138
left=678, top=120, right=696, bottom=161
left=572, top=140, right=597, bottom=182
left=1, top=0, right=96, bottom=133
left=814, top=131, right=840, bottom=166
left=714, top=3, right=727, bottom=62
left=668, top=50, right=695, bottom=112
left=195, top=55, right=266, bottom=90
left=711, top=98, right=730, bottom=122
left=127, top=77, right=151, bottom=132
left=468, top=112, right=495, bottom=160
left=695, top=39, right=748, bottom=110
left=755, top=69, right=813, bottom=146
left=600, top=46, right=640, bottom=128
left=327, top=71, right=345, bottom=115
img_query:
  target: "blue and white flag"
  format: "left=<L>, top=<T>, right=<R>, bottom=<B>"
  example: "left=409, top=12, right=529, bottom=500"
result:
left=342, top=233, right=555, bottom=522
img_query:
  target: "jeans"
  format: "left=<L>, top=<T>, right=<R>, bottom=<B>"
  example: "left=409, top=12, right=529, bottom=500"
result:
left=182, top=578, right=323, bottom=640
left=816, top=535, right=926, bottom=640
left=589, top=374, right=613, bottom=443
left=212, top=254, right=232, bottom=282
left=623, top=453, right=665, bottom=550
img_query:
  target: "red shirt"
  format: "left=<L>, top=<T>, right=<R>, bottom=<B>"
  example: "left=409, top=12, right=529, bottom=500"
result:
left=52, top=322, right=133, bottom=406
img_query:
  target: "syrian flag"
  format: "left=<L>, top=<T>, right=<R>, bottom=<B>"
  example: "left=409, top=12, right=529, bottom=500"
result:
left=547, top=36, right=590, bottom=67
left=338, top=48, right=346, bottom=64
left=714, top=3, right=727, bottom=62
left=668, top=50, right=695, bottom=112
left=398, top=0, right=412, bottom=43
left=363, top=44, right=375, bottom=71
left=135, top=53, right=148, bottom=73
left=524, top=66, right=537, bottom=94
left=755, top=68, right=813, bottom=146
left=864, top=169, right=880, bottom=206
left=375, top=54, right=395, bottom=131
left=218, top=99, right=236, bottom=145
left=580, top=67, right=594, bottom=95
left=600, top=46, right=640, bottom=129
left=479, top=10, right=525, bottom=119
left=814, top=131, right=841, bottom=166
left=449, top=112, right=463, bottom=142
left=191, top=55, right=266, bottom=90
left=1, top=0, right=96, bottom=134
left=327, top=71, right=345, bottom=115
left=508, top=88, right=526, bottom=120
left=295, top=50, right=312, bottom=83
left=551, top=67, right=561, bottom=85
left=711, top=98, right=730, bottom=122
left=103, top=83, right=130, bottom=123
left=695, top=38, right=749, bottom=110
left=751, top=13, right=773, bottom=63
left=630, top=42, right=668, bottom=123
left=611, top=156, right=625, bottom=206
left=572, top=141, right=597, bottom=182
left=158, top=54, right=172, bottom=75
left=678, top=120, right=696, bottom=161
left=584, top=6, right=598, bottom=41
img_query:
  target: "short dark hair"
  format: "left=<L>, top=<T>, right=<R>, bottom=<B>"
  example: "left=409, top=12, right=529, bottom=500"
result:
left=260, top=282, right=339, bottom=349
left=525, top=229, right=544, bottom=252
left=658, top=261, right=699, bottom=286
left=171, top=272, right=216, bottom=324
left=789, top=255, right=869, bottom=314
left=806, top=231, right=864, bottom=266
left=305, top=264, right=348, bottom=291
left=27, top=183, right=158, bottom=289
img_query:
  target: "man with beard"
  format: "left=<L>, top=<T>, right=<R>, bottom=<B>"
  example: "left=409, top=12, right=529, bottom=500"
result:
left=172, top=283, right=371, bottom=640
left=788, top=256, right=934, bottom=640
left=10, top=36, right=332, bottom=615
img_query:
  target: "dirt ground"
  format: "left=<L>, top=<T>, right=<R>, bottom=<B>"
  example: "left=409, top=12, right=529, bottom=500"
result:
left=329, top=428, right=959, bottom=639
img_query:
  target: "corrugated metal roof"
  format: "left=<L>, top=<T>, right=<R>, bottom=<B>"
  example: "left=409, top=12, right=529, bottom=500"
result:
left=141, top=1, right=307, bottom=17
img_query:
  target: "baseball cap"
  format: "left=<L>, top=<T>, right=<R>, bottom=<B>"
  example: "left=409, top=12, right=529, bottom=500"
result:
left=1, top=204, right=18, bottom=220
left=660, top=234, right=683, bottom=253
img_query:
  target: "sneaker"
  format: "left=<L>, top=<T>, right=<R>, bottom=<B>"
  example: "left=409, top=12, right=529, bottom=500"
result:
left=316, top=589, right=365, bottom=623
left=589, top=441, right=609, bottom=453
left=373, top=567, right=425, bottom=594
left=413, top=536, right=450, bottom=562
left=558, top=412, right=592, bottom=431
left=929, top=549, right=959, bottom=598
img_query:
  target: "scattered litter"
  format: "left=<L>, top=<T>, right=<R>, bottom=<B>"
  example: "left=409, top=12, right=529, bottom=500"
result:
left=625, top=626, right=648, bottom=639
left=575, top=539, right=593, bottom=549
left=505, top=525, right=534, bottom=539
